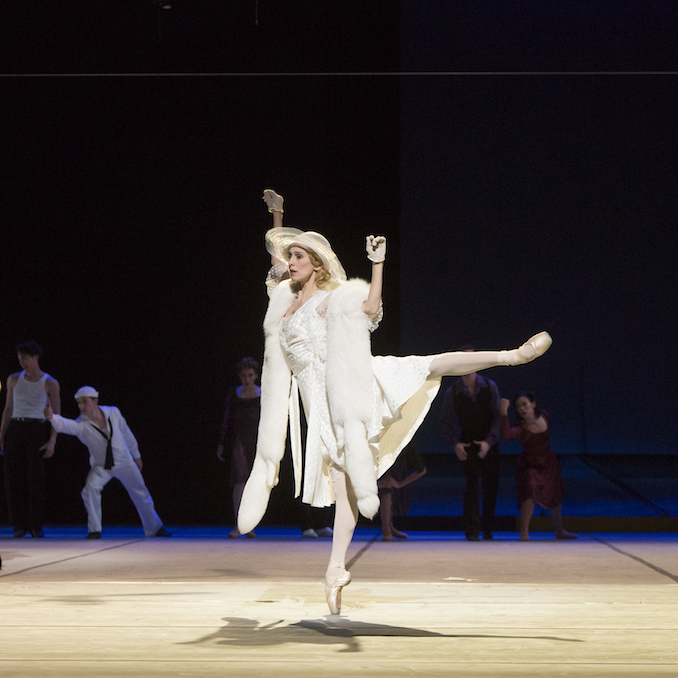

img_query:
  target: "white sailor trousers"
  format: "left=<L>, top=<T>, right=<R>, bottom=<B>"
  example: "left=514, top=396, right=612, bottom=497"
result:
left=81, top=464, right=163, bottom=537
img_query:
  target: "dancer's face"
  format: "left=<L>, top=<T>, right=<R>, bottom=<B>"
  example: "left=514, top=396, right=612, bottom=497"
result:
left=76, top=396, right=98, bottom=418
left=239, top=368, right=257, bottom=388
left=288, top=246, right=320, bottom=284
left=514, top=396, right=537, bottom=420
left=17, top=352, right=39, bottom=372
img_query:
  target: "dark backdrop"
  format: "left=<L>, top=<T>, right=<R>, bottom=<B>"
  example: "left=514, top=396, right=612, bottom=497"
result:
left=399, top=1, right=678, bottom=458
left=1, top=1, right=401, bottom=526
left=1, top=2, right=676, bottom=527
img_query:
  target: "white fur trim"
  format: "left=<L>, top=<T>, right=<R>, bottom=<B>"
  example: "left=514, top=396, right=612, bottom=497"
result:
left=326, top=280, right=380, bottom=519
left=238, top=281, right=295, bottom=533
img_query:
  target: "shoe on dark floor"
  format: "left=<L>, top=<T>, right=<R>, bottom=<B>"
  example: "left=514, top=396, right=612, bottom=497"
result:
left=13, top=529, right=27, bottom=538
left=30, top=530, right=44, bottom=538
left=86, top=532, right=102, bottom=539
left=155, top=527, right=172, bottom=537
left=483, top=531, right=494, bottom=540
left=466, top=534, right=480, bottom=541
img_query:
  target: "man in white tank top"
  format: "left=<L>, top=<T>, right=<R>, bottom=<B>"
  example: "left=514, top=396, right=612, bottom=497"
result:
left=0, top=340, right=61, bottom=538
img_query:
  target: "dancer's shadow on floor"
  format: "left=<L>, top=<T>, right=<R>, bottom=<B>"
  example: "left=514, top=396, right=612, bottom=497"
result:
left=181, top=617, right=583, bottom=653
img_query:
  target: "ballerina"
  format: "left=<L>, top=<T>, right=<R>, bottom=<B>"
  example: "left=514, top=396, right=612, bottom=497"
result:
left=238, top=189, right=553, bottom=614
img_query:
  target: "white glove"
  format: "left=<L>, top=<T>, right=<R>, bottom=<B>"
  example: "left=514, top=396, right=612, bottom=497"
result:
left=366, top=235, right=386, bottom=263
left=262, top=189, right=284, bottom=213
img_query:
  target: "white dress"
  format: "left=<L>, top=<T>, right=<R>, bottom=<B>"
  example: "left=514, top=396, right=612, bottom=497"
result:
left=279, top=288, right=441, bottom=507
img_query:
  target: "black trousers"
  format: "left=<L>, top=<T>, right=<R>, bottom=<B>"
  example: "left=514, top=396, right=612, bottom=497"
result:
left=3, top=420, right=50, bottom=532
left=462, top=444, right=500, bottom=536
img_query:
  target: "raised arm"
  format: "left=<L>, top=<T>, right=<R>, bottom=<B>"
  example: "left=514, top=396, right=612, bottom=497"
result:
left=500, top=398, right=523, bottom=442
left=262, top=189, right=285, bottom=266
left=363, top=235, right=386, bottom=317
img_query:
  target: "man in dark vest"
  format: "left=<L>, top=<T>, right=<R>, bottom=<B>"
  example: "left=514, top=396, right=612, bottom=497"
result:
left=440, top=347, right=501, bottom=541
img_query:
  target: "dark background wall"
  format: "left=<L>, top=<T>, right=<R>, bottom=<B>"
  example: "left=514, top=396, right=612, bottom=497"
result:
left=1, top=1, right=676, bottom=527
left=399, top=1, right=678, bottom=458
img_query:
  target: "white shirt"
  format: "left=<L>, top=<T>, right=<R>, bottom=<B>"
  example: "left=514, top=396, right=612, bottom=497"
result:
left=50, top=406, right=141, bottom=469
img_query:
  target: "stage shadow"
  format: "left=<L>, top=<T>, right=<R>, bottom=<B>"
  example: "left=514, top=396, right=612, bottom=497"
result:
left=181, top=617, right=584, bottom=653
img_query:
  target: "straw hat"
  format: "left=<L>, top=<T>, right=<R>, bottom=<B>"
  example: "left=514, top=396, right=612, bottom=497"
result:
left=265, top=227, right=347, bottom=288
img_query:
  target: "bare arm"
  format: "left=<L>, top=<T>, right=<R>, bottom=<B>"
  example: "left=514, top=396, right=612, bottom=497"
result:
left=392, top=468, right=427, bottom=489
left=0, top=374, right=19, bottom=452
left=363, top=261, right=384, bottom=317
left=41, top=377, right=61, bottom=457
left=363, top=235, right=386, bottom=317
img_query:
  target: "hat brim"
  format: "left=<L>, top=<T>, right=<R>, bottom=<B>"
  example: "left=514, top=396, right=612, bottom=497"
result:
left=265, top=227, right=347, bottom=286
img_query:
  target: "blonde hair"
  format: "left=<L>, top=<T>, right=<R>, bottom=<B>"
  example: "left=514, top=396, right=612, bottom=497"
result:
left=288, top=247, right=331, bottom=292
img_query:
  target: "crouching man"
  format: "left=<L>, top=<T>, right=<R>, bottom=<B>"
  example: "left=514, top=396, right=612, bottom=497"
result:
left=45, top=386, right=171, bottom=539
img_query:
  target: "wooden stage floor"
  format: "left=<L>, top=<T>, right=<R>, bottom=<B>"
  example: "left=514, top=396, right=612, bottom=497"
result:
left=1, top=527, right=677, bottom=677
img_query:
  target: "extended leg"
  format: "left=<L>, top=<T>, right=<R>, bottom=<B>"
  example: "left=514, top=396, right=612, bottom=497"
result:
left=115, top=465, right=163, bottom=537
left=427, top=332, right=552, bottom=378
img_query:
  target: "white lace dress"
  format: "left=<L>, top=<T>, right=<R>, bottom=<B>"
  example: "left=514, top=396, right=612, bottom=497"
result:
left=279, top=288, right=441, bottom=507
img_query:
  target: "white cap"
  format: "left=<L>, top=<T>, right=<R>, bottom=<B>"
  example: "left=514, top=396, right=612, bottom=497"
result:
left=74, top=386, right=99, bottom=400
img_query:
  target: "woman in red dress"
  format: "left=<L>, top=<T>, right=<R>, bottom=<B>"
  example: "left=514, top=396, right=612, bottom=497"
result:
left=501, top=392, right=577, bottom=541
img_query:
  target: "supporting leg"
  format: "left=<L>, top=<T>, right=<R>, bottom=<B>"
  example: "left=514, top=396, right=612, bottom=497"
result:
left=379, top=490, right=393, bottom=541
left=551, top=504, right=578, bottom=539
left=480, top=446, right=500, bottom=538
left=519, top=498, right=535, bottom=541
left=463, top=450, right=481, bottom=540
left=325, top=467, right=357, bottom=614
left=81, top=466, right=112, bottom=534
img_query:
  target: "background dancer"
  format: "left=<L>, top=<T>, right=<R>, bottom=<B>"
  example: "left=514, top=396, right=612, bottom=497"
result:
left=0, top=340, right=61, bottom=538
left=501, top=392, right=577, bottom=541
left=440, top=350, right=502, bottom=541
left=217, top=357, right=261, bottom=538
left=45, top=386, right=171, bottom=539
left=238, top=189, right=553, bottom=614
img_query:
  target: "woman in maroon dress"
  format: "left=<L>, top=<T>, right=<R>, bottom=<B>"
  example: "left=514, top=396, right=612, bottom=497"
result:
left=217, top=357, right=261, bottom=538
left=501, top=392, right=577, bottom=541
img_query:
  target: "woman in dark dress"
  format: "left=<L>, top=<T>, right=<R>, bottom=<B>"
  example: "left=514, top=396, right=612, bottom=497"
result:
left=217, top=357, right=261, bottom=538
left=501, top=392, right=577, bottom=541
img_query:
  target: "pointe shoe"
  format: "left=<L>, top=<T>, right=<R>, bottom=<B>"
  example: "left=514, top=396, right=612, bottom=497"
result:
left=228, top=528, right=240, bottom=539
left=324, top=569, right=351, bottom=615
left=382, top=532, right=393, bottom=542
left=263, top=189, right=284, bottom=213
left=391, top=527, right=408, bottom=539
left=503, top=331, right=553, bottom=366
left=556, top=531, right=578, bottom=540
